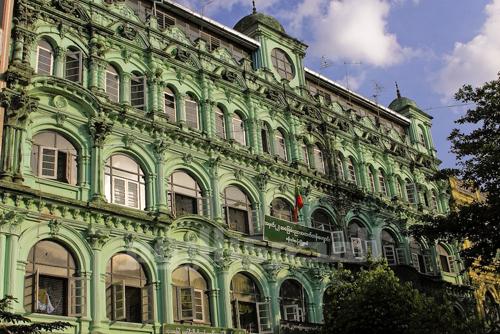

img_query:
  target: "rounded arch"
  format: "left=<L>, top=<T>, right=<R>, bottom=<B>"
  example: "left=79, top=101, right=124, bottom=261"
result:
left=28, top=125, right=88, bottom=156
left=270, top=196, right=294, bottom=222
left=165, top=163, right=211, bottom=195
left=380, top=225, right=405, bottom=245
left=310, top=206, right=338, bottom=230
left=103, top=144, right=155, bottom=177
left=228, top=269, right=270, bottom=300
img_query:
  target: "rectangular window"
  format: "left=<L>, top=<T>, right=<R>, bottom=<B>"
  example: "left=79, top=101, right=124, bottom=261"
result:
left=156, top=10, right=175, bottom=30
left=396, top=248, right=406, bottom=265
left=332, top=231, right=346, bottom=254
left=284, top=304, right=302, bottom=322
left=40, top=147, right=57, bottom=179
left=351, top=237, right=363, bottom=259
left=256, top=302, right=273, bottom=334
left=215, top=111, right=226, bottom=139
left=406, top=183, right=416, bottom=204
left=65, top=51, right=82, bottom=83
left=302, top=145, right=309, bottom=166
left=174, top=193, right=198, bottom=216
left=232, top=118, right=246, bottom=146
left=37, top=46, right=53, bottom=75
left=164, top=93, right=176, bottom=122
left=185, top=100, right=199, bottom=129
left=261, top=128, right=270, bottom=153
left=112, top=177, right=140, bottom=208
left=131, top=77, right=146, bottom=110
left=226, top=207, right=249, bottom=234
left=383, top=245, right=397, bottom=265
left=314, top=149, right=325, bottom=173
left=440, top=255, right=451, bottom=273
left=276, top=135, right=287, bottom=161
left=179, top=287, right=194, bottom=320
left=379, top=176, right=388, bottom=196
left=193, top=289, right=204, bottom=322
left=106, top=71, right=120, bottom=103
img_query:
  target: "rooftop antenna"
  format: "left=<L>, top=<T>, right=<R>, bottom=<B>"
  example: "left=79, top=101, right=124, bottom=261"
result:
left=343, top=61, right=362, bottom=104
left=314, top=56, right=333, bottom=101
left=395, top=81, right=402, bottom=99
left=252, top=0, right=257, bottom=14
left=372, top=81, right=384, bottom=105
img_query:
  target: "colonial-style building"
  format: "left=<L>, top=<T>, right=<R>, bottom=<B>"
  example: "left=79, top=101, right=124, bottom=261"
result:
left=0, top=1, right=463, bottom=333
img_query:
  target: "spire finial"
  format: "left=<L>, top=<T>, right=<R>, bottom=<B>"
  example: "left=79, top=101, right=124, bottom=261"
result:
left=252, top=0, right=257, bottom=14
left=395, top=81, right=402, bottom=99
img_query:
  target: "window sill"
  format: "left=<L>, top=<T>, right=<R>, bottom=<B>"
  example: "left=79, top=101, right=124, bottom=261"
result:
left=24, top=312, right=84, bottom=323
left=34, top=177, right=80, bottom=191
left=109, top=321, right=155, bottom=329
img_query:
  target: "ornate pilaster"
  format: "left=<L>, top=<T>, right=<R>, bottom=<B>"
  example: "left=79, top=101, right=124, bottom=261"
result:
left=153, top=138, right=169, bottom=211
left=54, top=46, right=66, bottom=78
left=255, top=172, right=270, bottom=230
left=207, top=156, right=222, bottom=223
left=264, top=261, right=284, bottom=332
left=0, top=90, right=38, bottom=182
left=122, top=73, right=131, bottom=105
left=214, top=249, right=234, bottom=328
left=89, top=116, right=113, bottom=201
left=154, top=237, right=175, bottom=323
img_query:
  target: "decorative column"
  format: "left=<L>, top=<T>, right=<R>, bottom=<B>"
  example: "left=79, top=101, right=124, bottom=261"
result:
left=0, top=90, right=38, bottom=182
left=214, top=250, right=233, bottom=328
left=154, top=237, right=174, bottom=324
left=147, top=74, right=159, bottom=114
left=208, top=157, right=222, bottom=223
left=0, top=232, right=5, bottom=298
left=264, top=262, right=283, bottom=333
left=89, top=116, right=113, bottom=202
left=20, top=31, right=36, bottom=66
left=205, top=100, right=216, bottom=138
left=254, top=172, right=270, bottom=233
left=87, top=227, right=109, bottom=334
left=208, top=290, right=220, bottom=327
left=178, top=94, right=187, bottom=127
left=54, top=46, right=66, bottom=78
left=288, top=118, right=300, bottom=163
left=153, top=138, right=169, bottom=212
left=121, top=73, right=131, bottom=105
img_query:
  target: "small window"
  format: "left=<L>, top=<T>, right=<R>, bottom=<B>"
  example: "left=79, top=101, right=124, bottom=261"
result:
left=280, top=280, right=307, bottom=323
left=270, top=198, right=292, bottom=222
left=368, top=168, right=376, bottom=193
left=167, top=171, right=204, bottom=216
left=405, top=179, right=416, bottom=204
left=313, top=145, right=326, bottom=174
left=64, top=48, right=82, bottom=83
left=172, top=265, right=211, bottom=325
left=24, top=240, right=83, bottom=317
left=105, top=154, right=146, bottom=209
left=302, top=142, right=310, bottom=167
left=106, top=65, right=120, bottom=103
left=130, top=72, right=146, bottom=111
left=164, top=87, right=176, bottom=122
left=381, top=230, right=404, bottom=265
left=348, top=221, right=368, bottom=258
left=437, top=244, right=455, bottom=273
left=37, top=40, right=54, bottom=75
left=223, top=186, right=252, bottom=234
left=31, top=132, right=78, bottom=185
left=185, top=95, right=199, bottom=130
left=275, top=130, right=287, bottom=161
left=378, top=169, right=388, bottom=197
left=312, top=210, right=334, bottom=232
left=106, top=253, right=153, bottom=323
left=271, top=48, right=295, bottom=81
left=232, top=113, right=246, bottom=146
left=409, top=238, right=431, bottom=274
left=347, top=158, right=358, bottom=185
left=215, top=107, right=226, bottom=139
left=336, top=155, right=345, bottom=180
left=261, top=123, right=271, bottom=154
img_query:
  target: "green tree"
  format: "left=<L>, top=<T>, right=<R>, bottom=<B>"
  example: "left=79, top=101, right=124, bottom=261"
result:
left=411, top=73, right=500, bottom=271
left=322, top=262, right=483, bottom=334
left=0, top=296, right=71, bottom=334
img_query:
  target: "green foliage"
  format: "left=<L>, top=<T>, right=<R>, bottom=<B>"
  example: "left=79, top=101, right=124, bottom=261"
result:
left=322, top=261, right=484, bottom=334
left=0, top=296, right=71, bottom=334
left=412, top=73, right=500, bottom=271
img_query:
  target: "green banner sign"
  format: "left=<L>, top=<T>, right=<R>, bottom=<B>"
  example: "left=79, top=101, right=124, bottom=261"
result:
left=263, top=216, right=333, bottom=254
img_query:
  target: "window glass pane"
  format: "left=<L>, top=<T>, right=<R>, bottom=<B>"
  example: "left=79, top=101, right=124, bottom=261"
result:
left=130, top=75, right=145, bottom=110
left=165, top=90, right=176, bottom=121
left=232, top=114, right=246, bottom=145
left=37, top=41, right=53, bottom=75
left=215, top=108, right=226, bottom=139
left=185, top=98, right=199, bottom=129
left=65, top=50, right=81, bottom=82
left=38, top=275, right=67, bottom=315
left=106, top=65, right=120, bottom=103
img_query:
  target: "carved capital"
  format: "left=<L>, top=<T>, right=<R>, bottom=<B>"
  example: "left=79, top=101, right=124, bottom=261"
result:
left=255, top=172, right=270, bottom=191
left=89, top=116, right=113, bottom=148
left=86, top=226, right=110, bottom=250
left=0, top=90, right=39, bottom=127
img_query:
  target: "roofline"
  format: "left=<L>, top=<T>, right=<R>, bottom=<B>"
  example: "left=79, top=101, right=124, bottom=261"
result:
left=304, top=68, right=411, bottom=124
left=161, top=0, right=261, bottom=48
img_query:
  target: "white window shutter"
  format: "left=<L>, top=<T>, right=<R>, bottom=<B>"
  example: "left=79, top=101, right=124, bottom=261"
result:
left=411, top=253, right=420, bottom=271
left=24, top=270, right=38, bottom=312
left=332, top=231, right=346, bottom=254
left=113, top=281, right=126, bottom=321
left=106, top=284, right=113, bottom=319
left=284, top=304, right=299, bottom=321
left=257, top=302, right=273, bottom=333
left=351, top=237, right=363, bottom=259
left=141, top=284, right=154, bottom=323
left=112, top=178, right=126, bottom=205
left=69, top=276, right=85, bottom=317
left=127, top=181, right=139, bottom=208
left=179, top=287, right=194, bottom=321
left=448, top=255, right=456, bottom=273
left=396, top=248, right=406, bottom=265
left=40, top=147, right=57, bottom=179
left=383, top=245, right=397, bottom=265
left=193, top=289, right=204, bottom=322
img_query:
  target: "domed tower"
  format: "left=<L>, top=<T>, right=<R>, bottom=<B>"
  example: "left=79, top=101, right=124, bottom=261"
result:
left=234, top=4, right=308, bottom=89
left=389, top=84, right=436, bottom=157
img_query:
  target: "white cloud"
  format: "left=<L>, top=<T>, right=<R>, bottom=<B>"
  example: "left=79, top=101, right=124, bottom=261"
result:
left=174, top=0, right=279, bottom=16
left=435, top=0, right=500, bottom=99
left=284, top=0, right=415, bottom=67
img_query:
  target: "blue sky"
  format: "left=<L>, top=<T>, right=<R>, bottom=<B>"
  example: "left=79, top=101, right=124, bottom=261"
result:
left=176, top=0, right=500, bottom=168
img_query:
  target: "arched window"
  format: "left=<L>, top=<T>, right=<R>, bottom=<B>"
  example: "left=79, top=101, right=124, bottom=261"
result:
left=261, top=122, right=271, bottom=154
left=336, top=154, right=345, bottom=180
left=36, top=39, right=54, bottom=75
left=275, top=129, right=288, bottom=161
left=172, top=265, right=211, bottom=325
left=301, top=141, right=310, bottom=167
left=215, top=106, right=226, bottom=139
left=106, top=253, right=153, bottom=323
left=409, top=238, right=432, bottom=274
left=31, top=131, right=78, bottom=185
left=313, top=145, right=326, bottom=174
left=164, top=87, right=176, bottom=122
left=378, top=169, right=388, bottom=197
left=223, top=186, right=252, bottom=234
left=405, top=179, right=416, bottom=204
left=312, top=209, right=334, bottom=231
left=106, top=64, right=120, bottom=103
left=348, top=221, right=369, bottom=258
left=185, top=94, right=199, bottom=130
left=232, top=113, right=246, bottom=146
left=368, top=167, right=376, bottom=193
left=431, top=190, right=439, bottom=212
left=230, top=273, right=271, bottom=333
left=381, top=230, right=404, bottom=265
left=167, top=171, right=204, bottom=216
left=105, top=154, right=146, bottom=209
left=130, top=72, right=146, bottom=111
left=347, top=157, right=358, bottom=185
left=270, top=198, right=293, bottom=222
left=24, top=240, right=84, bottom=316
left=280, top=280, right=308, bottom=323
left=437, top=244, right=455, bottom=273
left=64, top=47, right=82, bottom=83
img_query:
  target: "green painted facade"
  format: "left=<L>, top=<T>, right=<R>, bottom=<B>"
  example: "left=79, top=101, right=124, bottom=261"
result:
left=0, top=1, right=465, bottom=333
